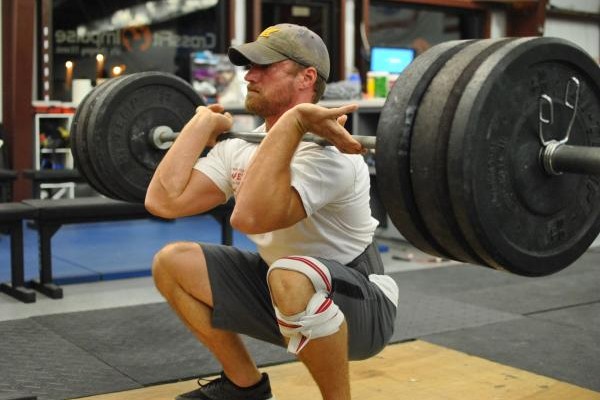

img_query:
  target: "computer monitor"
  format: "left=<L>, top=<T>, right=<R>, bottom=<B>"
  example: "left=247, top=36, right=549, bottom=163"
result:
left=369, top=47, right=416, bottom=74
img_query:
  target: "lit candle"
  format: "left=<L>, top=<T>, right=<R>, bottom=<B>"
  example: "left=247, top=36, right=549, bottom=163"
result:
left=65, top=60, right=73, bottom=91
left=96, top=54, right=105, bottom=80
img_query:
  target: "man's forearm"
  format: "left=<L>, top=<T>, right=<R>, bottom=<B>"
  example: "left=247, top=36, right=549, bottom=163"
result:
left=233, top=111, right=306, bottom=231
left=148, top=114, right=215, bottom=200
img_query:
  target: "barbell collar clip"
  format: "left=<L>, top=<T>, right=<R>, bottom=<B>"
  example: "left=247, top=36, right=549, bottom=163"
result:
left=542, top=142, right=600, bottom=176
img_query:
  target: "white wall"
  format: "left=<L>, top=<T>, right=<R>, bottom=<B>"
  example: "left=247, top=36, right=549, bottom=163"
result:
left=490, top=10, right=507, bottom=38
left=545, top=0, right=600, bottom=61
left=489, top=1, right=599, bottom=61
left=545, top=18, right=599, bottom=60
left=550, top=0, right=599, bottom=13
left=345, top=0, right=355, bottom=78
left=233, top=0, right=245, bottom=46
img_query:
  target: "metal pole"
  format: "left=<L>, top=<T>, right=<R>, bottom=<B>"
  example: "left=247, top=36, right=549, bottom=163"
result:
left=546, top=144, right=600, bottom=175
left=151, top=126, right=377, bottom=149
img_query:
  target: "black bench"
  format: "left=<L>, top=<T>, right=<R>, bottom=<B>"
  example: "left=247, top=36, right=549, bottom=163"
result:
left=22, top=168, right=85, bottom=199
left=0, top=202, right=38, bottom=303
left=0, top=168, right=17, bottom=202
left=11, top=197, right=233, bottom=301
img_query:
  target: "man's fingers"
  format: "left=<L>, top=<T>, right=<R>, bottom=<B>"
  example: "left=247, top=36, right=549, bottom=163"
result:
left=317, top=103, right=358, bottom=121
left=336, top=103, right=359, bottom=116
left=338, top=142, right=364, bottom=155
left=208, top=103, right=225, bottom=113
left=337, top=114, right=348, bottom=127
left=328, top=124, right=365, bottom=155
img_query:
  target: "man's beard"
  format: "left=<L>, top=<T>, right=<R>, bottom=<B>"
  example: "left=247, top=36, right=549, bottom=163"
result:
left=244, top=83, right=295, bottom=118
left=245, top=92, right=268, bottom=117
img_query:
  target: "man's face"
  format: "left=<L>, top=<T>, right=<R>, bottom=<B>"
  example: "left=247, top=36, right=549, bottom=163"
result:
left=244, top=60, right=302, bottom=118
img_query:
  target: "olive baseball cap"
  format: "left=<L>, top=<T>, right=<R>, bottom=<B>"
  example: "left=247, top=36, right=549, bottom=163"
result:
left=228, top=24, right=330, bottom=80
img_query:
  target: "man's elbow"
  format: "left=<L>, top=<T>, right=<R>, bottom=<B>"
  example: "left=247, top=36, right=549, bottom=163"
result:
left=230, top=210, right=271, bottom=234
left=145, top=196, right=178, bottom=220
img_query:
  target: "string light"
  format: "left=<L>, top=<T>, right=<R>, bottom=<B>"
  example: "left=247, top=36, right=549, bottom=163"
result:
left=96, top=54, right=105, bottom=80
left=65, top=60, right=74, bottom=92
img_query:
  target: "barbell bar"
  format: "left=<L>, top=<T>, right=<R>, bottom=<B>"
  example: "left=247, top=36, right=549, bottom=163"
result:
left=149, top=125, right=378, bottom=149
left=543, top=144, right=600, bottom=176
left=70, top=36, right=600, bottom=277
left=150, top=123, right=600, bottom=179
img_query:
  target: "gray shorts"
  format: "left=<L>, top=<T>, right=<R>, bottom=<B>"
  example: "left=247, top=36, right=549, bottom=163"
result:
left=201, top=243, right=397, bottom=361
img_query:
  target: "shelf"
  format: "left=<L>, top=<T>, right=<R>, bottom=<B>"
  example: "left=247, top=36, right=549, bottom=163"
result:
left=41, top=148, right=71, bottom=154
left=33, top=113, right=76, bottom=199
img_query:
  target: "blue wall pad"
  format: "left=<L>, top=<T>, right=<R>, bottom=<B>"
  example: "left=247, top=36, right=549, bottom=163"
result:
left=0, top=214, right=257, bottom=285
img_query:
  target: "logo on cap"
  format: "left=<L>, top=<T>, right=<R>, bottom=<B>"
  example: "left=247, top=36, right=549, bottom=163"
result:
left=259, top=26, right=280, bottom=39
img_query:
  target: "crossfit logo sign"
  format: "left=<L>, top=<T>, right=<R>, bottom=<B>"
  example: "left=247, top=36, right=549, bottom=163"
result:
left=54, top=25, right=217, bottom=56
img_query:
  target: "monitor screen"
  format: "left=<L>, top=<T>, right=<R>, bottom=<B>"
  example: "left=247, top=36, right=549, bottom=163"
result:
left=370, top=47, right=416, bottom=74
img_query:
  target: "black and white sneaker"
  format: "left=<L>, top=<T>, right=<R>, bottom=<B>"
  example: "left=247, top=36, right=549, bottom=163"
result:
left=175, top=371, right=275, bottom=400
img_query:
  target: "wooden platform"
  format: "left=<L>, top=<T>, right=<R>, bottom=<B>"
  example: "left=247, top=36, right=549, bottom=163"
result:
left=76, top=340, right=600, bottom=400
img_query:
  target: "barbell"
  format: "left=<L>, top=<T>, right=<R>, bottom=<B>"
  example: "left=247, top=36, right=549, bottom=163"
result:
left=70, top=36, right=600, bottom=277
left=148, top=125, right=377, bottom=149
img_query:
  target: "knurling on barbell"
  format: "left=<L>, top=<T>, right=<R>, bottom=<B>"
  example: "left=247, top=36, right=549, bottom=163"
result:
left=70, top=36, right=600, bottom=277
left=148, top=125, right=377, bottom=149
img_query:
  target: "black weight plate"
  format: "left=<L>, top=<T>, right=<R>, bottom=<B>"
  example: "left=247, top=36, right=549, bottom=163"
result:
left=87, top=72, right=203, bottom=202
left=447, top=37, right=600, bottom=276
left=376, top=40, right=473, bottom=259
left=410, top=38, right=514, bottom=264
left=82, top=77, right=129, bottom=199
left=71, top=77, right=125, bottom=199
left=70, top=84, right=94, bottom=180
left=82, top=76, right=139, bottom=200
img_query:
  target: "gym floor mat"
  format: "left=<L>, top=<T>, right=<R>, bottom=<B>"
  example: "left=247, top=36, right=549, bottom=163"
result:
left=32, top=303, right=294, bottom=386
left=0, top=319, right=139, bottom=400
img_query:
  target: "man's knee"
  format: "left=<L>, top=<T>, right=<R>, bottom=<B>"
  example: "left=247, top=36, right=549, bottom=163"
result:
left=267, top=268, right=314, bottom=315
left=152, top=242, right=204, bottom=291
left=267, top=256, right=345, bottom=354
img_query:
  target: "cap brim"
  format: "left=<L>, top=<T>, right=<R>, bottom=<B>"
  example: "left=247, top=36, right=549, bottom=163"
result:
left=228, top=42, right=288, bottom=66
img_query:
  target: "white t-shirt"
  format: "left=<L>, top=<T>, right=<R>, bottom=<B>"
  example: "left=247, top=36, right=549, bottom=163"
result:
left=194, top=129, right=379, bottom=266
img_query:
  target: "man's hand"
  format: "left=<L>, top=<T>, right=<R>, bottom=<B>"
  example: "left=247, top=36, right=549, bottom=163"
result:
left=288, top=103, right=364, bottom=154
left=184, top=104, right=234, bottom=147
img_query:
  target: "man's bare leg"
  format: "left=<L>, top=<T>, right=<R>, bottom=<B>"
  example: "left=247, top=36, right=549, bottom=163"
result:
left=268, top=269, right=351, bottom=399
left=152, top=241, right=262, bottom=387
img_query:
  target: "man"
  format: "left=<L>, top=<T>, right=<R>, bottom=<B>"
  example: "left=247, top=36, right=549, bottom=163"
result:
left=145, top=23, right=399, bottom=400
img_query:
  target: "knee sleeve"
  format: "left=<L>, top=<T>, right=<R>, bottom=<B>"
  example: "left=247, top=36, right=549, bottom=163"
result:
left=268, top=256, right=345, bottom=354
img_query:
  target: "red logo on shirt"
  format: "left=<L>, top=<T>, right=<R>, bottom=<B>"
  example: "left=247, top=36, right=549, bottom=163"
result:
left=231, top=168, right=244, bottom=182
